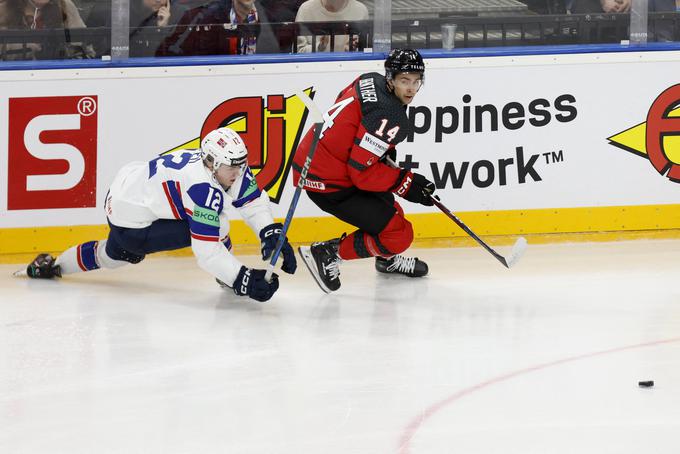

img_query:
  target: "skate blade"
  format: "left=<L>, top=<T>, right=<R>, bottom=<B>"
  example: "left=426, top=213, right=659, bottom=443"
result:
left=298, top=246, right=332, bottom=294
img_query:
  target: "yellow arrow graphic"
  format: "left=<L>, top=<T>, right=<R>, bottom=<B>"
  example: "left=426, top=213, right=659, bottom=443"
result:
left=608, top=107, right=680, bottom=164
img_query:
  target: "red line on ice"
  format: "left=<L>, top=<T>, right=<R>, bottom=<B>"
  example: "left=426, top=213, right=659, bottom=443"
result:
left=397, top=337, right=680, bottom=454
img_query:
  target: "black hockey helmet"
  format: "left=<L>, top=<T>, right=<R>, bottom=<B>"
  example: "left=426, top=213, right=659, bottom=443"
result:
left=384, top=48, right=425, bottom=81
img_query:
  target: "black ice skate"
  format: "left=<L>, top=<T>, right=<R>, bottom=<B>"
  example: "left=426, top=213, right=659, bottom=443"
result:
left=22, top=253, right=62, bottom=279
left=375, top=255, right=428, bottom=277
left=298, top=238, right=341, bottom=293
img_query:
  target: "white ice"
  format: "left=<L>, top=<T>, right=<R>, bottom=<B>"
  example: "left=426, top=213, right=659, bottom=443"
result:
left=1, top=240, right=680, bottom=454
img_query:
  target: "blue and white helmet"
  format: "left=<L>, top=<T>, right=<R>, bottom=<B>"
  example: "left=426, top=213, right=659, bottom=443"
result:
left=200, top=127, right=248, bottom=171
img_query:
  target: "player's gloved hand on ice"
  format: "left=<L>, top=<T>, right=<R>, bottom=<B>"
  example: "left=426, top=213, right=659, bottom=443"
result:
left=393, top=170, right=435, bottom=206
left=232, top=266, right=279, bottom=302
left=259, top=223, right=297, bottom=274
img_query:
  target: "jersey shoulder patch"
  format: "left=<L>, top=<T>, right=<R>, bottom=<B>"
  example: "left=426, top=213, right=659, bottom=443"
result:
left=358, top=131, right=390, bottom=157
left=231, top=166, right=262, bottom=208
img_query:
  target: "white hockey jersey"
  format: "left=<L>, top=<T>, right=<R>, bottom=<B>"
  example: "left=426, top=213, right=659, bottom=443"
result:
left=105, top=149, right=274, bottom=286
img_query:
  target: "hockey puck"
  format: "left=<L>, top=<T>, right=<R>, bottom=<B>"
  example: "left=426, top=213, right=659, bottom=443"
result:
left=638, top=380, right=654, bottom=388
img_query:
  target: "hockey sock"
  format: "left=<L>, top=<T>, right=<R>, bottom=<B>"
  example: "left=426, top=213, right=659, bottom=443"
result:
left=338, top=231, right=382, bottom=260
left=337, top=211, right=413, bottom=260
left=56, top=240, right=129, bottom=275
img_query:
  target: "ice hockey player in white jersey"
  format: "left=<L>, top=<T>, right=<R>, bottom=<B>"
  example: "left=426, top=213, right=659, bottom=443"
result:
left=22, top=127, right=297, bottom=303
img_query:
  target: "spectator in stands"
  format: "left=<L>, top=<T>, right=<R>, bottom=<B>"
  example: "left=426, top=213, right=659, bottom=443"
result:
left=88, top=0, right=184, bottom=29
left=574, top=0, right=678, bottom=42
left=0, top=0, right=22, bottom=27
left=157, top=0, right=259, bottom=56
left=23, top=0, right=91, bottom=29
left=571, top=0, right=630, bottom=13
left=570, top=0, right=631, bottom=43
left=0, top=0, right=38, bottom=59
left=134, top=0, right=175, bottom=28
left=255, top=0, right=305, bottom=53
left=87, top=0, right=188, bottom=56
left=129, top=0, right=190, bottom=55
left=258, top=0, right=304, bottom=22
left=0, top=0, right=95, bottom=59
left=295, top=0, right=369, bottom=52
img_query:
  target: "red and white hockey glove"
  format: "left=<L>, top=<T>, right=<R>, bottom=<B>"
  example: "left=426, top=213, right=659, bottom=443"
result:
left=392, top=170, right=435, bottom=206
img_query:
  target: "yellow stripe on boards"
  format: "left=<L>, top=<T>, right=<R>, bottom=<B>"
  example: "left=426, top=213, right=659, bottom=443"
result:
left=2, top=204, right=680, bottom=264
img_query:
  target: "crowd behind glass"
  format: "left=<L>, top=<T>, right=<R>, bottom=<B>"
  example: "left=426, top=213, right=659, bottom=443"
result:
left=0, top=0, right=678, bottom=61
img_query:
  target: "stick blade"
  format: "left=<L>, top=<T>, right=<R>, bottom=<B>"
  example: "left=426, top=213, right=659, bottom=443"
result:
left=504, top=237, right=528, bottom=268
left=295, top=89, right=324, bottom=124
left=13, top=267, right=28, bottom=277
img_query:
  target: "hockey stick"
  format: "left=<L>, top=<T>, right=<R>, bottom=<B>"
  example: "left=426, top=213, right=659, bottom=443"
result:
left=431, top=195, right=527, bottom=268
left=264, top=90, right=324, bottom=282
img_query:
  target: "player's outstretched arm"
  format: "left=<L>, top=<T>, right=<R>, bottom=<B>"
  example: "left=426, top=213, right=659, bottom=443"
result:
left=192, top=239, right=280, bottom=302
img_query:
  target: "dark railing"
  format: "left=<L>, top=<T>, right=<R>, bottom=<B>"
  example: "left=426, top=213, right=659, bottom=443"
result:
left=0, top=27, right=110, bottom=61
left=392, top=14, right=631, bottom=48
left=0, top=13, right=678, bottom=62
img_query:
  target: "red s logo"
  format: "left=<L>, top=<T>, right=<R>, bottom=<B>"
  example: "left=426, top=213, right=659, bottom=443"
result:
left=8, top=96, right=98, bottom=210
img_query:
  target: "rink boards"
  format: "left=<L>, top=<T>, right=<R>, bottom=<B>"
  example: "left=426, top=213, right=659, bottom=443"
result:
left=1, top=50, right=680, bottom=256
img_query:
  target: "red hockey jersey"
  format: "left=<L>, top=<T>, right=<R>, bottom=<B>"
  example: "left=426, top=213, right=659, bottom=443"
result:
left=292, top=72, right=411, bottom=193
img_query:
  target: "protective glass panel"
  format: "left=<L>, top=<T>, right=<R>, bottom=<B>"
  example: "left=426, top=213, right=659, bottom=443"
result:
left=1, top=0, right=679, bottom=62
left=0, top=0, right=105, bottom=61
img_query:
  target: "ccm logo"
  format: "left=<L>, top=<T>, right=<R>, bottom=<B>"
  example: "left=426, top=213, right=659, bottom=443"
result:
left=263, top=228, right=282, bottom=238
left=240, top=268, right=251, bottom=294
left=8, top=96, right=98, bottom=210
left=396, top=175, right=412, bottom=196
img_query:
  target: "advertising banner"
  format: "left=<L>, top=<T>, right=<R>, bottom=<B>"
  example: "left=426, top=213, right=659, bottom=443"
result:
left=1, top=53, right=679, bottom=232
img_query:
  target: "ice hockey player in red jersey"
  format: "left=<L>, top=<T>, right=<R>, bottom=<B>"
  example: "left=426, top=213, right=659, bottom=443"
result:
left=293, top=48, right=435, bottom=293
left=20, top=127, right=296, bottom=303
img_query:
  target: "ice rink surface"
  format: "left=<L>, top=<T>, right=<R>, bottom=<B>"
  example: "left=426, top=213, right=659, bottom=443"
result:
left=2, top=239, right=680, bottom=454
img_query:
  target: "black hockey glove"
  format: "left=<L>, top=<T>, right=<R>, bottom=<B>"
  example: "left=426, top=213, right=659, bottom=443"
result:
left=26, top=253, right=62, bottom=279
left=233, top=266, right=279, bottom=302
left=259, top=223, right=297, bottom=274
left=393, top=170, right=435, bottom=206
